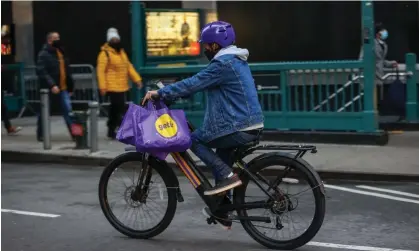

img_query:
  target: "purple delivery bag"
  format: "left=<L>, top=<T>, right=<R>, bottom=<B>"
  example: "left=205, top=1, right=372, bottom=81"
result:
left=132, top=101, right=192, bottom=158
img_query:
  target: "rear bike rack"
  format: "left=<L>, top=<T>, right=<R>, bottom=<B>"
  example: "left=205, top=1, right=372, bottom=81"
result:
left=242, top=144, right=317, bottom=159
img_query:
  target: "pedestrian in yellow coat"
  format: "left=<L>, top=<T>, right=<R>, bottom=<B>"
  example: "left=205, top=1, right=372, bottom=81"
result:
left=97, top=27, right=143, bottom=139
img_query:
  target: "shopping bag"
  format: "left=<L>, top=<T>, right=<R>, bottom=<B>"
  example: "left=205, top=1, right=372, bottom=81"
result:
left=116, top=103, right=141, bottom=146
left=133, top=100, right=192, bottom=156
left=383, top=69, right=406, bottom=115
left=117, top=103, right=170, bottom=160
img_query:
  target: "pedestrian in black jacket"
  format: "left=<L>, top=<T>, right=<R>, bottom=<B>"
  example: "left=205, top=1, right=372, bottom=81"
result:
left=36, top=31, right=75, bottom=141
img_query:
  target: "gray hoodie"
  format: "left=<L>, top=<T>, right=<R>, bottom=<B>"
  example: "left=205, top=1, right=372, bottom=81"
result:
left=214, top=45, right=249, bottom=61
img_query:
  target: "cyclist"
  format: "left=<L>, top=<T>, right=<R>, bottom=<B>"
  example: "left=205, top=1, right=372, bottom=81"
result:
left=143, top=20, right=263, bottom=207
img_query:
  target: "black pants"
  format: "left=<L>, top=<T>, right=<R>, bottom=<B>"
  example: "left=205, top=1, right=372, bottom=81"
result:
left=107, top=92, right=127, bottom=133
left=1, top=94, right=11, bottom=130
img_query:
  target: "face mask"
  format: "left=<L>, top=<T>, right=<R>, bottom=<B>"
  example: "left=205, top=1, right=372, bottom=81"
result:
left=52, top=40, right=62, bottom=48
left=380, top=30, right=388, bottom=40
left=109, top=42, right=122, bottom=52
left=204, top=49, right=216, bottom=61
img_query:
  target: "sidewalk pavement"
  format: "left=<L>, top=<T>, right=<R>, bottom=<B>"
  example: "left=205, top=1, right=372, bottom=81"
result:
left=2, top=116, right=419, bottom=181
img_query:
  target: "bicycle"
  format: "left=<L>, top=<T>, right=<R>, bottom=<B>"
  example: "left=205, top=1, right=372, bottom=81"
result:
left=98, top=83, right=326, bottom=250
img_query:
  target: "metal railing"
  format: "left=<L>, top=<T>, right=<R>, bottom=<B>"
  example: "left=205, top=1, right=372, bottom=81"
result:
left=336, top=71, right=414, bottom=112
left=21, top=64, right=99, bottom=116
left=39, top=88, right=99, bottom=153
left=311, top=75, right=364, bottom=111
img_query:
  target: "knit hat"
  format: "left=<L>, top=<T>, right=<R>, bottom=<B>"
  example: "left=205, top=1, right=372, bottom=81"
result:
left=107, top=27, right=120, bottom=42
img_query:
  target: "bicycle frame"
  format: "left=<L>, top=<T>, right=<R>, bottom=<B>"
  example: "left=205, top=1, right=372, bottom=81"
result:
left=103, top=84, right=325, bottom=249
left=133, top=93, right=318, bottom=222
left=172, top=150, right=274, bottom=216
left=127, top=140, right=317, bottom=222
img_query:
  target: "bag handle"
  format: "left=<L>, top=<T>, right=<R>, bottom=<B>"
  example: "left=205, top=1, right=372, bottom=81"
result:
left=145, top=100, right=168, bottom=111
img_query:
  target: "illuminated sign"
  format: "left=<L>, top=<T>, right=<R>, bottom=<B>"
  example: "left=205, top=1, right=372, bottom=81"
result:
left=1, top=25, right=14, bottom=56
left=205, top=11, right=218, bottom=24
left=145, top=11, right=201, bottom=57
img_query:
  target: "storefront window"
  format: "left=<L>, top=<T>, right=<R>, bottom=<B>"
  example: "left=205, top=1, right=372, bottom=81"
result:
left=205, top=11, right=218, bottom=24
left=146, top=11, right=201, bottom=57
left=1, top=25, right=14, bottom=56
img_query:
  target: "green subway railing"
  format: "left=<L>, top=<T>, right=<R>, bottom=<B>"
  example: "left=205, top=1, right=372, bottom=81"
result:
left=405, top=53, right=418, bottom=122
left=139, top=53, right=418, bottom=133
left=139, top=60, right=380, bottom=132
left=1, top=63, right=26, bottom=115
left=130, top=1, right=418, bottom=132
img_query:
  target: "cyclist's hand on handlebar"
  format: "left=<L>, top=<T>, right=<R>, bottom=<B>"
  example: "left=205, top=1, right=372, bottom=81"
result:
left=142, top=90, right=159, bottom=105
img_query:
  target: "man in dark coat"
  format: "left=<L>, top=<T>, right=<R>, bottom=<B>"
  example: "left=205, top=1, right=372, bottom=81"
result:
left=36, top=31, right=75, bottom=141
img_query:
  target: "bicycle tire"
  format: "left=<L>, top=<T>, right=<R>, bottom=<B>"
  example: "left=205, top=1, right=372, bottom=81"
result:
left=98, top=152, right=178, bottom=239
left=233, top=154, right=326, bottom=250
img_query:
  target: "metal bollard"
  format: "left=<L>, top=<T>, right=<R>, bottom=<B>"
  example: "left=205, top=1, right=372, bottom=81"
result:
left=40, top=89, right=51, bottom=150
left=89, top=101, right=99, bottom=153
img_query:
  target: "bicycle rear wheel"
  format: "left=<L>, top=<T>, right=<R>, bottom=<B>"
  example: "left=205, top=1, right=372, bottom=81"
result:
left=98, top=152, right=178, bottom=239
left=234, top=154, right=326, bottom=250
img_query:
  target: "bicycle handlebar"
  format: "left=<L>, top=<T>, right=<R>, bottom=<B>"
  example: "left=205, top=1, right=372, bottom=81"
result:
left=141, top=81, right=190, bottom=108
left=141, top=81, right=196, bottom=131
left=156, top=81, right=165, bottom=90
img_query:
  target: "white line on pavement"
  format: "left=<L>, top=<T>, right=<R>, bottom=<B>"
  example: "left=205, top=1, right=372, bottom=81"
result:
left=356, top=185, right=419, bottom=199
left=1, top=209, right=61, bottom=218
left=324, top=184, right=419, bottom=205
left=308, top=241, right=414, bottom=251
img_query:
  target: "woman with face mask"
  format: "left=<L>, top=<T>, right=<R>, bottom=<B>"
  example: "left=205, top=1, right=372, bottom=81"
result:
left=374, top=23, right=398, bottom=80
left=96, top=27, right=143, bottom=139
left=359, top=23, right=398, bottom=111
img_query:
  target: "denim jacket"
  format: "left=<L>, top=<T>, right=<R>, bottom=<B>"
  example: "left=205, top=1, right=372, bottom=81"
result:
left=157, top=46, right=264, bottom=143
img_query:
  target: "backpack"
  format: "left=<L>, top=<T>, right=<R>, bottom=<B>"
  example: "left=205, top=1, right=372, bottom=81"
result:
left=102, top=50, right=111, bottom=72
left=104, top=50, right=110, bottom=61
left=102, top=49, right=126, bottom=65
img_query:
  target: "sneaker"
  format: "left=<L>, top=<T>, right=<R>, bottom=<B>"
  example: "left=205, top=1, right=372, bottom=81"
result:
left=204, top=174, right=242, bottom=196
left=7, top=126, right=21, bottom=135
left=202, top=206, right=232, bottom=230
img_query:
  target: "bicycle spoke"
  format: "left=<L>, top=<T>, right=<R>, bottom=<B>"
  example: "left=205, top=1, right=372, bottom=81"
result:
left=104, top=161, right=169, bottom=232
left=242, top=162, right=319, bottom=244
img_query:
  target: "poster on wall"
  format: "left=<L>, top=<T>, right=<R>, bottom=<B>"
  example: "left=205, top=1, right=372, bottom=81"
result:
left=1, top=24, right=14, bottom=56
left=205, top=11, right=218, bottom=24
left=146, top=11, right=201, bottom=57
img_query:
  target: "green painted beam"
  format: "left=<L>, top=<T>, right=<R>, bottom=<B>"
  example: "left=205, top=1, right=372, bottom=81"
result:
left=405, top=53, right=418, bottom=121
left=360, top=1, right=377, bottom=132
left=138, top=60, right=364, bottom=76
left=131, top=1, right=145, bottom=104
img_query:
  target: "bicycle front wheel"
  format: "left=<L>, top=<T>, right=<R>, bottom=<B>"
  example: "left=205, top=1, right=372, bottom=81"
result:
left=98, top=152, right=178, bottom=239
left=234, top=154, right=326, bottom=250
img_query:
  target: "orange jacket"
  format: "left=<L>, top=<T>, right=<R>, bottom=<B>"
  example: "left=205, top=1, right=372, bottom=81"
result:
left=96, top=43, right=141, bottom=92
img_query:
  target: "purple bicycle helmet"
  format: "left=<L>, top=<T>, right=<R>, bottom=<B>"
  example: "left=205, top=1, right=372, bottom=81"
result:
left=199, top=21, right=236, bottom=48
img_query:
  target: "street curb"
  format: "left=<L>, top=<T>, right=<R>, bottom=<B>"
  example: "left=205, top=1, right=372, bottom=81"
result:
left=3, top=150, right=419, bottom=182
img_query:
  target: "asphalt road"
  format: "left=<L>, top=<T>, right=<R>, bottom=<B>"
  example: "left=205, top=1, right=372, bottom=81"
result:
left=2, top=163, right=419, bottom=251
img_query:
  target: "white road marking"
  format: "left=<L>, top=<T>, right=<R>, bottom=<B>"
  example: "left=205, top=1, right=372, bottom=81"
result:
left=324, top=184, right=419, bottom=205
left=356, top=185, right=419, bottom=199
left=308, top=241, right=414, bottom=251
left=1, top=209, right=61, bottom=218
